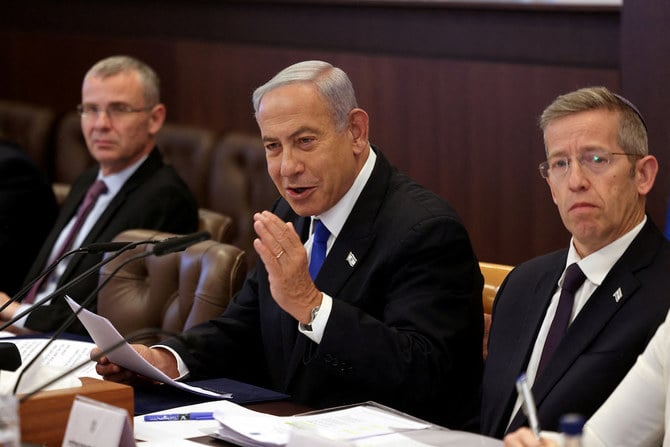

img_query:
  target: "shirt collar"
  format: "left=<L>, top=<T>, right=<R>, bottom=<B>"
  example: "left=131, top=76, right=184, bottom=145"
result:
left=311, top=146, right=376, bottom=237
left=96, top=154, right=148, bottom=197
left=566, top=215, right=647, bottom=287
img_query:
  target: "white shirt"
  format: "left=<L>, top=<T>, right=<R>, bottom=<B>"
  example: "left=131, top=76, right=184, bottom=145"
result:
left=13, top=155, right=147, bottom=328
left=298, top=148, right=377, bottom=343
left=507, top=216, right=647, bottom=429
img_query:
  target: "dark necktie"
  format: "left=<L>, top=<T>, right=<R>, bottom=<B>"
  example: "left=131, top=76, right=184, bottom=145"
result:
left=24, top=180, right=108, bottom=303
left=537, top=262, right=586, bottom=373
left=309, top=220, right=330, bottom=280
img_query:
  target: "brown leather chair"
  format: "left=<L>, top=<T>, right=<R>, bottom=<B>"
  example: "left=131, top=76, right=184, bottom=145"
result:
left=52, top=111, right=94, bottom=184
left=0, top=99, right=56, bottom=174
left=156, top=122, right=217, bottom=207
left=198, top=207, right=235, bottom=243
left=207, top=132, right=278, bottom=269
left=97, top=229, right=247, bottom=344
left=480, top=261, right=514, bottom=359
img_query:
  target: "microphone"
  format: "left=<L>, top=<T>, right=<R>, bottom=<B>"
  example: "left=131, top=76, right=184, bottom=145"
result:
left=17, top=327, right=178, bottom=402
left=0, top=239, right=160, bottom=332
left=12, top=231, right=211, bottom=394
left=152, top=231, right=210, bottom=256
left=0, top=342, right=21, bottom=372
left=0, top=241, right=139, bottom=316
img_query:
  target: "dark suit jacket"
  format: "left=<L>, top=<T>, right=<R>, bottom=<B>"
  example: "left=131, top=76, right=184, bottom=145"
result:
left=163, top=148, right=484, bottom=428
left=0, top=140, right=58, bottom=296
left=480, top=218, right=670, bottom=438
left=22, top=148, right=199, bottom=334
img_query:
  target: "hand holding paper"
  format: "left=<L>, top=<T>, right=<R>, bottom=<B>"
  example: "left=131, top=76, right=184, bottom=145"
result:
left=65, top=296, right=231, bottom=399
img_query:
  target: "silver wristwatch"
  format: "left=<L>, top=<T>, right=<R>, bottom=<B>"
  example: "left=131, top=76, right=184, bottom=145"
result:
left=302, top=305, right=321, bottom=331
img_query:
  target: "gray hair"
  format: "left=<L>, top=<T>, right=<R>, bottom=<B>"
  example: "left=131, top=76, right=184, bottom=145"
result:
left=252, top=60, right=357, bottom=131
left=85, top=55, right=161, bottom=106
left=540, top=86, right=648, bottom=157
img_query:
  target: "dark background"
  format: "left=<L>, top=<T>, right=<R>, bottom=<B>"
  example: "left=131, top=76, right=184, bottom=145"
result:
left=1, top=0, right=667, bottom=265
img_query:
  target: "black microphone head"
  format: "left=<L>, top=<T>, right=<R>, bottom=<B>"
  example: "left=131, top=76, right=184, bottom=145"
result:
left=152, top=231, right=211, bottom=256
left=82, top=241, right=131, bottom=254
left=0, top=342, right=22, bottom=372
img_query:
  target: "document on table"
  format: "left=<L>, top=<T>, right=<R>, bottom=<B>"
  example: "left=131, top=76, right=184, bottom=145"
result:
left=0, top=337, right=99, bottom=394
left=65, top=296, right=232, bottom=399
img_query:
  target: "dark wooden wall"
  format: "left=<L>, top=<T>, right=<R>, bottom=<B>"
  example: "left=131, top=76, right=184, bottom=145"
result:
left=1, top=1, right=667, bottom=266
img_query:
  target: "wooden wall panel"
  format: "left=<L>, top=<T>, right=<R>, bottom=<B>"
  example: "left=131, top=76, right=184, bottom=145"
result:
left=0, top=2, right=624, bottom=265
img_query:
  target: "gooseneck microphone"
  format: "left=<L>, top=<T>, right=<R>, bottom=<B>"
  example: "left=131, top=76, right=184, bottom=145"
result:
left=12, top=231, right=210, bottom=394
left=0, top=239, right=161, bottom=332
left=0, top=342, right=22, bottom=371
left=0, top=241, right=133, bottom=316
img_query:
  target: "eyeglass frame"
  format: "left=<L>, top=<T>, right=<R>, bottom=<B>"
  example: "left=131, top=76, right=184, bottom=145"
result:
left=76, top=102, right=155, bottom=120
left=538, top=150, right=643, bottom=179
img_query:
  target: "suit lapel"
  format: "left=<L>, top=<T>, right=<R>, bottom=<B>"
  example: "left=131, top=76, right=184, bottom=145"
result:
left=283, top=148, right=390, bottom=387
left=59, top=150, right=162, bottom=284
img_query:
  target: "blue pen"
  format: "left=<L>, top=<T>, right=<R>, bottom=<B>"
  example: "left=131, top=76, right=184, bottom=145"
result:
left=144, top=411, right=214, bottom=422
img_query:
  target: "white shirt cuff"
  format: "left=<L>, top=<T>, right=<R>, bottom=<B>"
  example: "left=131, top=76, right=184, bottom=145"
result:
left=152, top=344, right=190, bottom=380
left=298, top=293, right=332, bottom=344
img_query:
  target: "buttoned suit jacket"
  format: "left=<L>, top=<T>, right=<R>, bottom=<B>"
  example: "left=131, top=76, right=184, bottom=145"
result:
left=0, top=140, right=58, bottom=295
left=480, top=218, right=670, bottom=438
left=22, top=148, right=199, bottom=334
left=163, top=148, right=484, bottom=428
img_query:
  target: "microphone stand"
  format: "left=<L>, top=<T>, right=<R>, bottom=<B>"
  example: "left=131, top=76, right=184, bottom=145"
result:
left=12, top=249, right=157, bottom=395
left=0, top=240, right=156, bottom=332
left=12, top=232, right=209, bottom=394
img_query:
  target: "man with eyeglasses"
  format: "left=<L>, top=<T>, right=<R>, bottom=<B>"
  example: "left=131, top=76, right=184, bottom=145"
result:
left=479, top=86, right=670, bottom=438
left=0, top=55, right=198, bottom=335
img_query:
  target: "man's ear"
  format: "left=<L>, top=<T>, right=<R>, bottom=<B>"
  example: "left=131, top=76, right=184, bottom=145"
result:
left=348, top=108, right=369, bottom=154
left=148, top=103, right=167, bottom=136
left=635, top=155, right=658, bottom=195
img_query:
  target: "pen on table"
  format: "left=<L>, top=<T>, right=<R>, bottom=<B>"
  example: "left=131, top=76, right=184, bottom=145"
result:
left=143, top=412, right=215, bottom=422
left=516, top=372, right=541, bottom=439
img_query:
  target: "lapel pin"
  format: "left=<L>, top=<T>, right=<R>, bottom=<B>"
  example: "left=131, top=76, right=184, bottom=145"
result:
left=613, top=288, right=623, bottom=303
left=346, top=252, right=357, bottom=267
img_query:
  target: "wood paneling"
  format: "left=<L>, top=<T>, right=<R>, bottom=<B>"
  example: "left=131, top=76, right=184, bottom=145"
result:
left=0, top=2, right=627, bottom=265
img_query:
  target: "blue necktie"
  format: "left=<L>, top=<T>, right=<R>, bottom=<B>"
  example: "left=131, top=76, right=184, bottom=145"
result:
left=309, top=220, right=330, bottom=280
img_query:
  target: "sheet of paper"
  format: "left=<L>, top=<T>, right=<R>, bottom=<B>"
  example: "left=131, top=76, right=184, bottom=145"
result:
left=0, top=337, right=99, bottom=394
left=65, top=296, right=231, bottom=399
left=134, top=401, right=225, bottom=442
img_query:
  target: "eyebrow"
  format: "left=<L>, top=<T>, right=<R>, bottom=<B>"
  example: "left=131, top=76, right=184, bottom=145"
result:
left=262, top=126, right=321, bottom=143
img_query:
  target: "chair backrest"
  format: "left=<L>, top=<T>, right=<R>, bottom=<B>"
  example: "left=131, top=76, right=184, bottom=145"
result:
left=0, top=100, right=56, bottom=175
left=97, top=229, right=247, bottom=344
left=156, top=122, right=217, bottom=207
left=52, top=111, right=95, bottom=184
left=198, top=207, right=235, bottom=244
left=207, top=132, right=278, bottom=270
left=479, top=261, right=514, bottom=359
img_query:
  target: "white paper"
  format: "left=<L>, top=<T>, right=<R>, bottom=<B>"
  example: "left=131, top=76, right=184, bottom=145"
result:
left=211, top=401, right=432, bottom=447
left=0, top=338, right=99, bottom=394
left=65, top=296, right=231, bottom=399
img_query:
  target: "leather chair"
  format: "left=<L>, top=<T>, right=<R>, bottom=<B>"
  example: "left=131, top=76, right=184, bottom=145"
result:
left=198, top=207, right=235, bottom=243
left=52, top=111, right=94, bottom=184
left=156, top=122, right=217, bottom=207
left=207, top=132, right=278, bottom=269
left=97, top=229, right=247, bottom=344
left=479, top=261, right=514, bottom=359
left=0, top=99, right=56, bottom=175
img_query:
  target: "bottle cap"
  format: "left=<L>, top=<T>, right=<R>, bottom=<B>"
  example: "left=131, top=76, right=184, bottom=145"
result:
left=560, top=413, right=585, bottom=435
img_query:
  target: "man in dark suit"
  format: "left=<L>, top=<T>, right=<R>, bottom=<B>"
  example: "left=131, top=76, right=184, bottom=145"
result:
left=480, top=86, right=670, bottom=438
left=0, top=139, right=58, bottom=296
left=94, top=60, right=484, bottom=427
left=0, top=55, right=198, bottom=334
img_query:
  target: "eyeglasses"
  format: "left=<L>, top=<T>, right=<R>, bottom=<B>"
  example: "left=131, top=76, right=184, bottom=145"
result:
left=77, top=103, right=154, bottom=120
left=539, top=149, right=641, bottom=179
